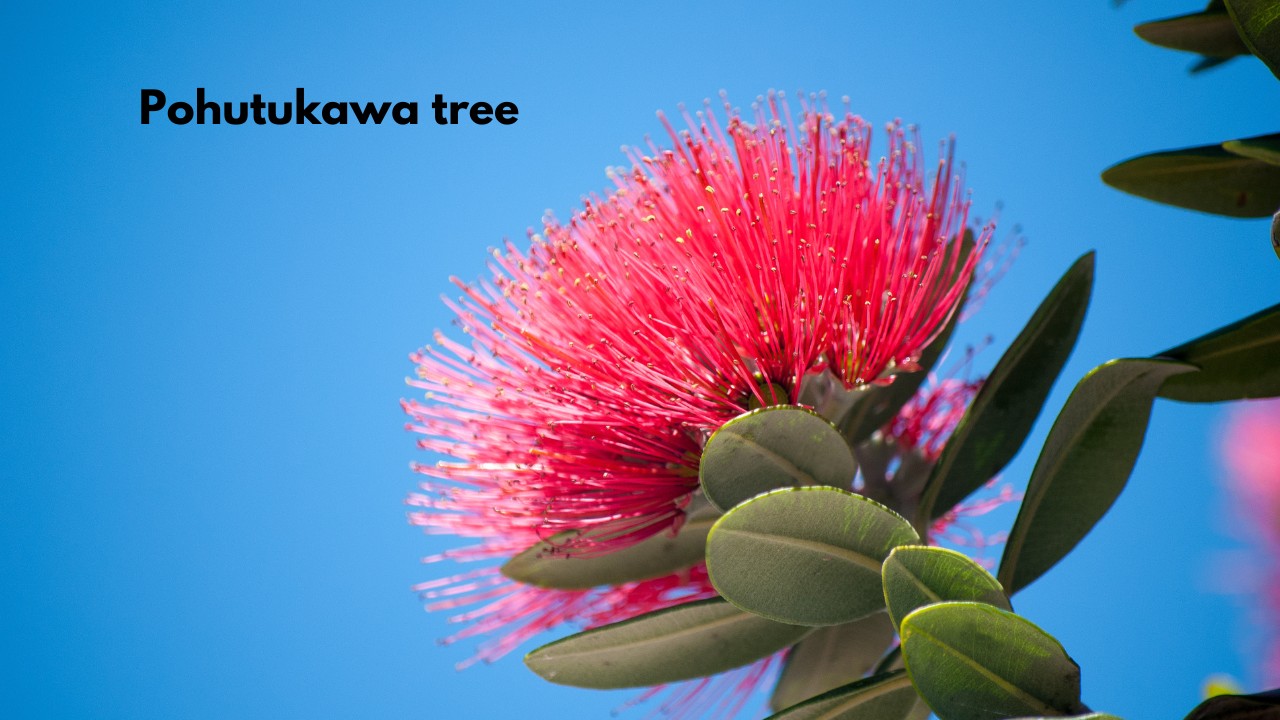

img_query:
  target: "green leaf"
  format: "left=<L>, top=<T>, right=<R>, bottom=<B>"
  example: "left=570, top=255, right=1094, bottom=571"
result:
left=1134, top=8, right=1251, bottom=57
left=1225, top=0, right=1280, bottom=79
left=770, top=612, right=897, bottom=712
left=1184, top=689, right=1280, bottom=720
left=1102, top=145, right=1280, bottom=218
left=881, top=546, right=1011, bottom=631
left=900, top=602, right=1087, bottom=720
left=700, top=406, right=858, bottom=512
left=501, top=497, right=718, bottom=590
left=998, top=359, right=1196, bottom=594
left=765, top=670, right=923, bottom=720
left=1157, top=301, right=1280, bottom=402
left=706, top=487, right=919, bottom=626
left=916, top=253, right=1094, bottom=525
left=523, top=598, right=809, bottom=689
left=1223, top=134, right=1280, bottom=166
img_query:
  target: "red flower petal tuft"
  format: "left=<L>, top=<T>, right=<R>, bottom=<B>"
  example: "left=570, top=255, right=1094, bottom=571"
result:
left=406, top=95, right=990, bottom=550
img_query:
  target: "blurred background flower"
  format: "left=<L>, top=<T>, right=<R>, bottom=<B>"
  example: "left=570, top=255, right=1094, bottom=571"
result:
left=1219, top=399, right=1280, bottom=687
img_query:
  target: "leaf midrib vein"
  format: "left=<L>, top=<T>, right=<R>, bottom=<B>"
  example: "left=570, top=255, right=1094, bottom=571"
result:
left=718, top=527, right=883, bottom=572
left=539, top=609, right=753, bottom=662
left=814, top=673, right=913, bottom=720
left=725, top=433, right=816, bottom=486
left=1181, top=332, right=1279, bottom=363
left=907, top=626, right=1058, bottom=717
left=1001, top=369, right=1141, bottom=586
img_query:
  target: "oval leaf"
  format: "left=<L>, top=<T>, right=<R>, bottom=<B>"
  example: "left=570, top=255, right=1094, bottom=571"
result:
left=770, top=612, right=897, bottom=712
left=882, top=546, right=1011, bottom=631
left=917, top=253, right=1093, bottom=524
left=1102, top=145, right=1280, bottom=218
left=998, top=359, right=1196, bottom=594
left=523, top=598, right=809, bottom=689
left=1134, top=8, right=1251, bottom=57
left=700, top=405, right=857, bottom=512
left=1157, top=302, right=1280, bottom=402
left=706, top=487, right=919, bottom=626
left=901, top=602, right=1086, bottom=720
left=501, top=499, right=718, bottom=589
left=766, top=670, right=922, bottom=720
left=1185, top=689, right=1280, bottom=720
left=1225, top=0, right=1280, bottom=79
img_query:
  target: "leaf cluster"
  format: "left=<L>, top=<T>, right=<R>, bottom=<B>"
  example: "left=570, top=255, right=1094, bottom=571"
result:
left=515, top=252, right=1280, bottom=719
left=1107, top=0, right=1280, bottom=256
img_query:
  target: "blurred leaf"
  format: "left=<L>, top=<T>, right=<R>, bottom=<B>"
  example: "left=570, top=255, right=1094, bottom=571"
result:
left=1134, top=7, right=1250, bottom=57
left=706, top=487, right=919, bottom=626
left=1223, top=134, right=1280, bottom=165
left=770, top=612, right=897, bottom=711
left=900, top=602, right=1087, bottom=720
left=998, top=359, right=1196, bottom=594
left=1157, top=301, right=1280, bottom=401
left=882, top=546, right=1011, bottom=630
left=1225, top=0, right=1280, bottom=79
left=916, top=253, right=1094, bottom=525
left=502, top=497, right=718, bottom=589
left=700, top=405, right=857, bottom=512
left=1184, top=689, right=1280, bottom=720
left=1102, top=145, right=1280, bottom=218
left=765, top=670, right=922, bottom=720
left=523, top=598, right=809, bottom=689
left=1191, top=54, right=1238, bottom=72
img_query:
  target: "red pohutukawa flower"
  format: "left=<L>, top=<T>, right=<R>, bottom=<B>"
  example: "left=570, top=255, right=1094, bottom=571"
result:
left=405, top=95, right=992, bottom=558
left=404, top=93, right=1009, bottom=718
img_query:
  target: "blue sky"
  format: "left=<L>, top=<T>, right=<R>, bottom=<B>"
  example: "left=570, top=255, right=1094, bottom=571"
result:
left=4, top=1, right=1279, bottom=718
